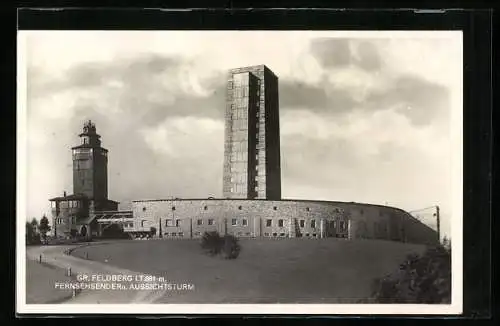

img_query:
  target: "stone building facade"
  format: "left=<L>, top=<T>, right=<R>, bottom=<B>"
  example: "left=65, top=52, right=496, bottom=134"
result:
left=49, top=120, right=119, bottom=239
left=223, top=65, right=281, bottom=200
left=129, top=198, right=438, bottom=245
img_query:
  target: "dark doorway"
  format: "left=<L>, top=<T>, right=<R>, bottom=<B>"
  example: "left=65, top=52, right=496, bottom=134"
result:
left=100, top=224, right=128, bottom=239
left=80, top=225, right=87, bottom=237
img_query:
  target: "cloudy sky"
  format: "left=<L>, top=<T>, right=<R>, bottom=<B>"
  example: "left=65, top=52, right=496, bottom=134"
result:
left=19, top=31, right=462, bottom=238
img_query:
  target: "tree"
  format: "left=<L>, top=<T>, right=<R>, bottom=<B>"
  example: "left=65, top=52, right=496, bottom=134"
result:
left=25, top=222, right=34, bottom=245
left=38, top=215, right=51, bottom=244
left=371, top=245, right=451, bottom=303
left=30, top=218, right=38, bottom=230
left=26, top=219, right=41, bottom=245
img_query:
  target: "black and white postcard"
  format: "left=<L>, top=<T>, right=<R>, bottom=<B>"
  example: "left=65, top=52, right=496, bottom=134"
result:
left=17, top=30, right=463, bottom=315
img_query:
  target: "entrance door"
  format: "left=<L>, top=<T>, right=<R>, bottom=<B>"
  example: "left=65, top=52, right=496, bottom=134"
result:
left=80, top=225, right=87, bottom=237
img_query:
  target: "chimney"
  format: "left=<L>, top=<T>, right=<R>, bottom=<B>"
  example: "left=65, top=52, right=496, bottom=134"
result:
left=63, top=191, right=67, bottom=197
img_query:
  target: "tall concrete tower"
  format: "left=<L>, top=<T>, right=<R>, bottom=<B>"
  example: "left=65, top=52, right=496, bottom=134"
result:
left=72, top=120, right=109, bottom=200
left=223, top=65, right=281, bottom=200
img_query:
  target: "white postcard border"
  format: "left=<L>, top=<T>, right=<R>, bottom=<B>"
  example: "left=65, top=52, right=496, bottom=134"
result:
left=16, top=30, right=463, bottom=315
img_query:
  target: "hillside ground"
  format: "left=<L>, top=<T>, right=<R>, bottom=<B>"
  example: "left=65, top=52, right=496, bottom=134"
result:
left=70, top=238, right=427, bottom=303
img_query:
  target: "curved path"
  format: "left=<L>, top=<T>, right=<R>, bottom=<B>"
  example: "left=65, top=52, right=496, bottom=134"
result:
left=26, top=243, right=165, bottom=304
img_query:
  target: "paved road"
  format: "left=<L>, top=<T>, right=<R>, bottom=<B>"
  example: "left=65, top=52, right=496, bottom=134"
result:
left=26, top=244, right=165, bottom=304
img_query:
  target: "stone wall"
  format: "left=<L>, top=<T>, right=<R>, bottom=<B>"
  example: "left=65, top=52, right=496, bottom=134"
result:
left=129, top=199, right=438, bottom=245
left=51, top=203, right=88, bottom=238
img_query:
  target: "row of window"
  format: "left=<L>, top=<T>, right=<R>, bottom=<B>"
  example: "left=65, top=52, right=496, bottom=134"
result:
left=149, top=218, right=345, bottom=229
left=230, top=151, right=248, bottom=162
left=51, top=201, right=82, bottom=208
left=231, top=86, right=259, bottom=99
left=163, top=232, right=184, bottom=237
left=54, top=217, right=77, bottom=225
left=231, top=119, right=248, bottom=131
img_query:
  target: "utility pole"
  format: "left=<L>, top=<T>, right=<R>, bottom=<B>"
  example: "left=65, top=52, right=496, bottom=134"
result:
left=435, top=205, right=441, bottom=243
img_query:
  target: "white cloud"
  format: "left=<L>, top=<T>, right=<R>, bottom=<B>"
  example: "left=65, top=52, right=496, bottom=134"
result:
left=140, top=116, right=224, bottom=158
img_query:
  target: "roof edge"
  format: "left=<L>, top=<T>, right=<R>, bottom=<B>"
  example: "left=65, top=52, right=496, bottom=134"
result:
left=131, top=198, right=411, bottom=214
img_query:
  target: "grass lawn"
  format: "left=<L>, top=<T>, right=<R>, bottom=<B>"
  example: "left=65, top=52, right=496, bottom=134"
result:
left=25, top=258, right=75, bottom=304
left=71, top=238, right=427, bottom=303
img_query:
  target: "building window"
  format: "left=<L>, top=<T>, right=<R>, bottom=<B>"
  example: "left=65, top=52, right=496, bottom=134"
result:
left=164, top=233, right=169, bottom=236
left=176, top=220, right=181, bottom=227
left=272, top=233, right=277, bottom=237
left=172, top=206, right=176, bottom=211
left=142, top=207, right=146, bottom=212
left=166, top=219, right=174, bottom=227
left=208, top=219, right=214, bottom=225
left=312, top=233, right=317, bottom=237
left=306, top=233, right=310, bottom=237
left=280, top=233, right=285, bottom=237
left=171, top=232, right=177, bottom=236
left=141, top=220, right=145, bottom=227
left=197, top=219, right=203, bottom=225
left=242, top=219, right=248, bottom=226
left=264, top=232, right=269, bottom=236
left=266, top=219, right=272, bottom=227
left=232, top=219, right=237, bottom=226
left=311, top=220, right=316, bottom=228
left=278, top=219, right=284, bottom=227
left=238, top=205, right=242, bottom=210
left=306, top=207, right=310, bottom=211
left=273, top=206, right=277, bottom=210
left=300, top=220, right=305, bottom=228
left=204, top=206, right=208, bottom=210
left=178, top=232, right=184, bottom=237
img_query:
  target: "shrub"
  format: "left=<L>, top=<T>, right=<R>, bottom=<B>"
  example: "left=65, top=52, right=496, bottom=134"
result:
left=222, top=234, right=241, bottom=259
left=201, top=231, right=224, bottom=256
left=200, top=232, right=241, bottom=259
left=371, top=244, right=451, bottom=304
